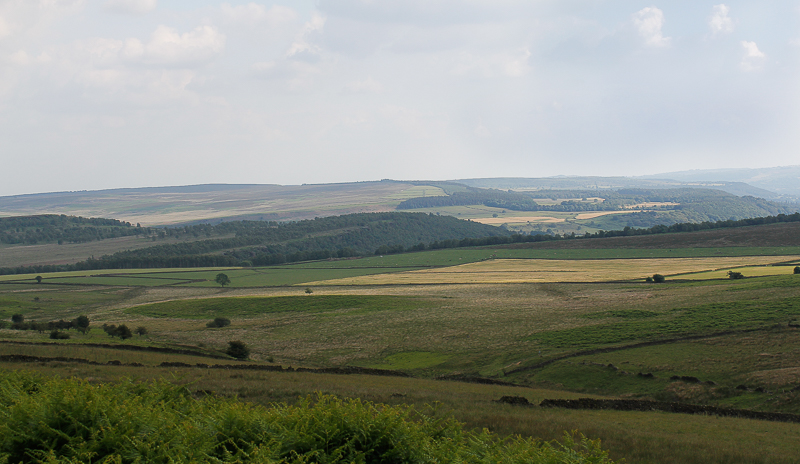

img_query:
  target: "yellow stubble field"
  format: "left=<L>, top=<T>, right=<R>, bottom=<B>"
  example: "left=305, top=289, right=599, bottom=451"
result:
left=306, top=255, right=800, bottom=285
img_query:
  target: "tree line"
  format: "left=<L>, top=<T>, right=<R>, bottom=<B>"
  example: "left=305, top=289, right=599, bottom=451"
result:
left=3, top=211, right=800, bottom=275
left=0, top=214, right=151, bottom=245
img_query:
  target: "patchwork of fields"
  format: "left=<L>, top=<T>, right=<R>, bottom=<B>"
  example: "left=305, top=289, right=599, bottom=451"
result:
left=3, top=221, right=800, bottom=464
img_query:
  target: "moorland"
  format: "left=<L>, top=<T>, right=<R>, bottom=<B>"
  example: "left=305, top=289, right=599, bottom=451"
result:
left=2, top=179, right=800, bottom=463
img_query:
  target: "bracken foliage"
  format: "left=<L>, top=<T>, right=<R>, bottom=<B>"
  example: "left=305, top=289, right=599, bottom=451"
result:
left=0, top=371, right=614, bottom=464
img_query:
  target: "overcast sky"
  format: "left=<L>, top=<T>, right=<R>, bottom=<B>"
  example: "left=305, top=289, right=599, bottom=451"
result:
left=1, top=1, right=798, bottom=196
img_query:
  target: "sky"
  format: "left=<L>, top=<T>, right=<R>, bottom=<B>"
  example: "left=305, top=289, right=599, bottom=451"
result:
left=0, top=0, right=798, bottom=196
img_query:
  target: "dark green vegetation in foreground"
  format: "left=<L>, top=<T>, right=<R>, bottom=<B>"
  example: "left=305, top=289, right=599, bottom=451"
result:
left=0, top=371, right=613, bottom=464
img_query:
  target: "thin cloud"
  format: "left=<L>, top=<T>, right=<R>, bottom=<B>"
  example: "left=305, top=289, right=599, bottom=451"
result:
left=709, top=4, right=734, bottom=35
left=104, top=0, right=157, bottom=15
left=633, top=7, right=670, bottom=48
left=131, top=25, right=226, bottom=66
left=221, top=3, right=297, bottom=27
left=740, top=41, right=765, bottom=71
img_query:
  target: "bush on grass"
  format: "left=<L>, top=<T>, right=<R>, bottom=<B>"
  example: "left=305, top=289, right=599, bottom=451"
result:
left=0, top=371, right=615, bottom=464
left=226, top=340, right=250, bottom=359
left=207, top=317, right=231, bottom=328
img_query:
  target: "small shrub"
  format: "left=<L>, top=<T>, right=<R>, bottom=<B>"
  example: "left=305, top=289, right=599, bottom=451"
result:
left=206, top=317, right=231, bottom=328
left=794, top=266, right=800, bottom=275
left=49, top=331, right=70, bottom=340
left=305, top=287, right=313, bottom=294
left=652, top=274, right=665, bottom=283
left=226, top=340, right=250, bottom=359
left=11, top=314, right=24, bottom=324
left=645, top=277, right=654, bottom=283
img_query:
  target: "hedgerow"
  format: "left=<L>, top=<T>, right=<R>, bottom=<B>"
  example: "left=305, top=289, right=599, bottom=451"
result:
left=0, top=371, right=614, bottom=464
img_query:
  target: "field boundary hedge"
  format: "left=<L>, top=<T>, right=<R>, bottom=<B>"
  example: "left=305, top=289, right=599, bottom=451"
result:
left=538, top=398, right=800, bottom=424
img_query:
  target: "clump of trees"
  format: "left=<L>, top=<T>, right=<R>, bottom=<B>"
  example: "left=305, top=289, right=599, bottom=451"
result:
left=206, top=317, right=231, bottom=328
left=102, top=323, right=133, bottom=340
left=7, top=314, right=90, bottom=334
left=728, top=271, right=744, bottom=279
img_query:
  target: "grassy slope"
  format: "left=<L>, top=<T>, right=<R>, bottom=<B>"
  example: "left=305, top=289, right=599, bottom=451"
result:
left=0, top=182, right=443, bottom=226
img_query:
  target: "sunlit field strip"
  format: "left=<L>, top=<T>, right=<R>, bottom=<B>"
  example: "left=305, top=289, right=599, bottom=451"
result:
left=676, top=264, right=800, bottom=280
left=0, top=267, right=242, bottom=283
left=304, top=256, right=800, bottom=285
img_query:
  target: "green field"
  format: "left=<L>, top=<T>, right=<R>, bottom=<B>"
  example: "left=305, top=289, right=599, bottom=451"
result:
left=127, top=295, right=437, bottom=319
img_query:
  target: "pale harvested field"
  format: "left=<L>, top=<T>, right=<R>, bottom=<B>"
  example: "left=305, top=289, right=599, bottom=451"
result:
left=676, top=264, right=800, bottom=280
left=575, top=211, right=635, bottom=220
left=625, top=202, right=679, bottom=208
left=473, top=216, right=565, bottom=224
left=305, top=256, right=800, bottom=285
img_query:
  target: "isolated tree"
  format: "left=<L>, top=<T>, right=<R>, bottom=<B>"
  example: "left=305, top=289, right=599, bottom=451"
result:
left=135, top=326, right=148, bottom=336
left=35, top=276, right=42, bottom=284
left=215, top=273, right=231, bottom=288
left=226, top=340, right=250, bottom=359
left=794, top=266, right=800, bottom=275
left=11, top=314, right=24, bottom=324
left=73, top=315, right=90, bottom=334
left=652, top=274, right=665, bottom=283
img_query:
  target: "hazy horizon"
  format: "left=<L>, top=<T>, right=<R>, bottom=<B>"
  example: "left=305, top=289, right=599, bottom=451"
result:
left=2, top=1, right=798, bottom=197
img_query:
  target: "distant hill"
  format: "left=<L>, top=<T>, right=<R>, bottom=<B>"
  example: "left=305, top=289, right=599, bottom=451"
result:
left=453, top=176, right=778, bottom=199
left=641, top=166, right=800, bottom=200
left=0, top=181, right=444, bottom=227
left=398, top=186, right=798, bottom=229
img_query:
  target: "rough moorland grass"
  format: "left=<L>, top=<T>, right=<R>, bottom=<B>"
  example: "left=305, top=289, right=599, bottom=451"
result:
left=0, top=287, right=127, bottom=320
left=531, top=296, right=800, bottom=348
left=0, top=371, right=614, bottom=464
left=366, top=351, right=452, bottom=370
left=126, top=295, right=437, bottom=319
